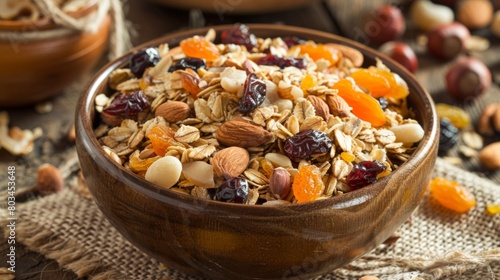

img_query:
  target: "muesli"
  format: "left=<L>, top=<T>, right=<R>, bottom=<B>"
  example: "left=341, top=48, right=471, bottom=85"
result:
left=94, top=24, right=424, bottom=205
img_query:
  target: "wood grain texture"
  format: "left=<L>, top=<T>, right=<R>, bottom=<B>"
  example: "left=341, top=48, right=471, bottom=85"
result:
left=75, top=25, right=438, bottom=280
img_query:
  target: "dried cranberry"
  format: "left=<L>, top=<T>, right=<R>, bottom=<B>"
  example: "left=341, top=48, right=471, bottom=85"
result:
left=168, top=57, right=206, bottom=72
left=256, top=54, right=307, bottom=69
left=346, top=161, right=386, bottom=190
left=221, top=23, right=257, bottom=51
left=282, top=36, right=306, bottom=48
left=238, top=73, right=266, bottom=114
left=102, top=91, right=150, bottom=119
left=283, top=129, right=332, bottom=161
left=377, top=97, right=389, bottom=110
left=214, top=178, right=249, bottom=204
left=130, top=47, right=161, bottom=77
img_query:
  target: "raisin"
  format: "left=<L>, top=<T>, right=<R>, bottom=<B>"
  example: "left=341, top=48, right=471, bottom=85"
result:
left=214, top=178, right=249, bottom=204
left=439, top=118, right=459, bottom=154
left=180, top=68, right=205, bottom=97
left=346, top=161, right=386, bottom=190
left=377, top=97, right=389, bottom=110
left=429, top=177, right=476, bottom=213
left=130, top=47, right=161, bottom=78
left=168, top=57, right=206, bottom=72
left=282, top=36, right=306, bottom=48
left=221, top=23, right=257, bottom=51
left=256, top=54, right=307, bottom=69
left=283, top=129, right=332, bottom=162
left=293, top=165, right=324, bottom=203
left=238, top=73, right=266, bottom=114
left=146, top=125, right=181, bottom=157
left=103, top=91, right=150, bottom=119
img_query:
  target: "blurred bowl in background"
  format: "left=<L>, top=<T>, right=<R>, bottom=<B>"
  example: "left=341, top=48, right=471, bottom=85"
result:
left=0, top=3, right=110, bottom=107
left=144, top=0, right=317, bottom=14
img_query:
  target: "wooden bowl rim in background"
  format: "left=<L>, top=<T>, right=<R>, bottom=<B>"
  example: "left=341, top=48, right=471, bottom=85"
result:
left=0, top=0, right=97, bottom=32
left=77, top=24, right=439, bottom=214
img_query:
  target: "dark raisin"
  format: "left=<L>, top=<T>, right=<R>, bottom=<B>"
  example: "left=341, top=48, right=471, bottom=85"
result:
left=256, top=54, right=307, bottom=69
left=346, top=161, right=386, bottom=190
left=214, top=178, right=249, bottom=204
left=130, top=47, right=161, bottom=77
left=282, top=36, right=306, bottom=48
left=439, top=118, right=459, bottom=154
left=103, top=91, right=150, bottom=119
left=221, top=23, right=257, bottom=51
left=238, top=73, right=266, bottom=114
left=283, top=129, right=332, bottom=162
left=168, top=57, right=206, bottom=72
left=377, top=97, right=389, bottom=110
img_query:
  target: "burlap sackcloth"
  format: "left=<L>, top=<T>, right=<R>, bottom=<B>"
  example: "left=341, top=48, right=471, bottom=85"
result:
left=6, top=158, right=500, bottom=280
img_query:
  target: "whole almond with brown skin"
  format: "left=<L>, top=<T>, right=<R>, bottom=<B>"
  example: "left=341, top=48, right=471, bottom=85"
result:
left=211, top=147, right=250, bottom=178
left=326, top=94, right=351, bottom=118
left=216, top=120, right=273, bottom=148
left=155, top=101, right=190, bottom=122
left=37, top=163, right=64, bottom=196
left=269, top=167, right=291, bottom=198
left=307, top=95, right=330, bottom=120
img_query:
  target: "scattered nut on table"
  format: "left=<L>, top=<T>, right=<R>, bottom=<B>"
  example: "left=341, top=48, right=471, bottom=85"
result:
left=478, top=142, right=500, bottom=170
left=477, top=103, right=500, bottom=135
left=37, top=163, right=64, bottom=196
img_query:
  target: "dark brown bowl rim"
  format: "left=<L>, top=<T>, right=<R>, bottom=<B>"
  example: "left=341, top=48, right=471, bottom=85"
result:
left=77, top=24, right=438, bottom=214
left=0, top=0, right=97, bottom=31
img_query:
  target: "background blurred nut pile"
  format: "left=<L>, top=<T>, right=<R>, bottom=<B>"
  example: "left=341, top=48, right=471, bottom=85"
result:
left=0, top=0, right=87, bottom=20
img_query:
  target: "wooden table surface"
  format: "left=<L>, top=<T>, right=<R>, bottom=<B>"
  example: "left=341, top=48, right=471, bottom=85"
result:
left=1, top=0, right=499, bottom=279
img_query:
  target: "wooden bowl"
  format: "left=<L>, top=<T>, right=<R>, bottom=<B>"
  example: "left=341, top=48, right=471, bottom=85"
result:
left=0, top=3, right=110, bottom=107
left=76, top=24, right=439, bottom=280
left=144, top=0, right=317, bottom=14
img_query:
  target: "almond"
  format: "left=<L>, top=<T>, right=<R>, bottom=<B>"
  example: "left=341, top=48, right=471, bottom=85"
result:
left=215, top=119, right=273, bottom=148
left=37, top=163, right=64, bottom=196
left=325, top=43, right=364, bottom=67
left=155, top=101, right=190, bottom=123
left=326, top=94, right=351, bottom=118
left=211, top=147, right=249, bottom=178
left=478, top=142, right=500, bottom=170
left=307, top=95, right=330, bottom=120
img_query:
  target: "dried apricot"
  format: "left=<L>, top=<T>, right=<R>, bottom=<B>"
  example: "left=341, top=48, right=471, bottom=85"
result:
left=129, top=154, right=158, bottom=172
left=429, top=177, right=476, bottom=213
left=331, top=79, right=386, bottom=127
left=292, top=165, right=325, bottom=203
left=180, top=36, right=219, bottom=62
left=349, top=67, right=409, bottom=99
left=300, top=74, right=317, bottom=94
left=147, top=125, right=182, bottom=157
left=291, top=43, right=342, bottom=65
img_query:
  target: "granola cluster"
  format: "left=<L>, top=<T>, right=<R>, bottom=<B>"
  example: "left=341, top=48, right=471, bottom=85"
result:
left=94, top=25, right=424, bottom=205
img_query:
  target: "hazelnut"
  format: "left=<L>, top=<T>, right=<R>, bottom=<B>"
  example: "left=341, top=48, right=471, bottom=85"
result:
left=269, top=167, right=291, bottom=199
left=478, top=142, right=500, bottom=170
left=37, top=164, right=64, bottom=196
left=457, top=0, right=494, bottom=30
left=362, top=5, right=405, bottom=45
left=492, top=11, right=500, bottom=38
left=477, top=103, right=500, bottom=135
left=379, top=41, right=418, bottom=73
left=445, top=57, right=492, bottom=101
left=427, top=22, right=470, bottom=60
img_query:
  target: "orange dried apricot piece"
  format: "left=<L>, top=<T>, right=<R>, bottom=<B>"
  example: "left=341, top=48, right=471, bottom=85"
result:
left=146, top=125, right=181, bottom=157
left=429, top=177, right=476, bottom=213
left=292, top=165, right=325, bottom=203
left=349, top=67, right=409, bottom=99
left=331, top=79, right=386, bottom=127
left=181, top=68, right=205, bottom=97
left=292, top=43, right=342, bottom=65
left=180, top=36, right=219, bottom=62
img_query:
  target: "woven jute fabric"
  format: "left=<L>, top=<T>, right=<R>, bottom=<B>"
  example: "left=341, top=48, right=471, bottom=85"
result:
left=5, top=158, right=500, bottom=279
